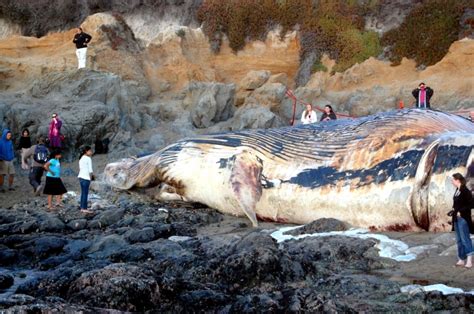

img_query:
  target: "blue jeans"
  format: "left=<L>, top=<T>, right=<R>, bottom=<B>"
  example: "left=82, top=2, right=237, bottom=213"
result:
left=454, top=217, right=473, bottom=260
left=79, top=178, right=91, bottom=209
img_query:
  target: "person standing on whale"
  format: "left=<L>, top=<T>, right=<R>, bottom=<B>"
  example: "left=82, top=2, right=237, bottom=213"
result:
left=412, top=82, right=434, bottom=109
left=73, top=27, right=92, bottom=69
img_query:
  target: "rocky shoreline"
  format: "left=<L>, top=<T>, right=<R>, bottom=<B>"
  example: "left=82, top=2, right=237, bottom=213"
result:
left=1, top=183, right=473, bottom=312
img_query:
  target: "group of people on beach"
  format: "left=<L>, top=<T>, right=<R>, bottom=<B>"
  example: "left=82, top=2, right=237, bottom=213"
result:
left=0, top=113, right=96, bottom=214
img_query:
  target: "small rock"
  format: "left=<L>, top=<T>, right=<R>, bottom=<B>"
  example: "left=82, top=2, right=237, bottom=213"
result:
left=168, top=236, right=192, bottom=242
left=67, top=219, right=88, bottom=231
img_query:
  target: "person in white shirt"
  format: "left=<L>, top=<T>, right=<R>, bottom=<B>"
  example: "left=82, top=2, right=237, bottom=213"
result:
left=300, top=104, right=318, bottom=125
left=78, top=146, right=94, bottom=213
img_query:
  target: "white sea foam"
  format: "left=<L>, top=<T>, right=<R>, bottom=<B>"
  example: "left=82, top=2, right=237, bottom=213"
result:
left=270, top=226, right=419, bottom=262
left=401, top=284, right=469, bottom=295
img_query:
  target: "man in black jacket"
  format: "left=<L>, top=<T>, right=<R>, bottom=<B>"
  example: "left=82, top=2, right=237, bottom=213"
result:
left=73, top=27, right=92, bottom=69
left=412, top=82, right=434, bottom=109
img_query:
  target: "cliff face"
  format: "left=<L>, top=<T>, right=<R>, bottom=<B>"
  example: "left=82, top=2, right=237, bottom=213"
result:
left=0, top=10, right=472, bottom=155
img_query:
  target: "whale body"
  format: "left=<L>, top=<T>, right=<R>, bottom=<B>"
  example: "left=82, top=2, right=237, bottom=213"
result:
left=104, top=109, right=474, bottom=231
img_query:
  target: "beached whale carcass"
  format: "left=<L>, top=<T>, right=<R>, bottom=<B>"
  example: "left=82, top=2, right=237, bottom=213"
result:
left=104, top=109, right=474, bottom=231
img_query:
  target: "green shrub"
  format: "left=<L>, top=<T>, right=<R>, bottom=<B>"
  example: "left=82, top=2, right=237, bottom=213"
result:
left=382, top=0, right=468, bottom=66
left=311, top=60, right=328, bottom=73
left=197, top=0, right=381, bottom=73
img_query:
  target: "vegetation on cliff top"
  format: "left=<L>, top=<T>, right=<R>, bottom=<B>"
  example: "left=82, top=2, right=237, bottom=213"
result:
left=197, top=0, right=382, bottom=73
left=382, top=0, right=470, bottom=67
left=197, top=0, right=472, bottom=74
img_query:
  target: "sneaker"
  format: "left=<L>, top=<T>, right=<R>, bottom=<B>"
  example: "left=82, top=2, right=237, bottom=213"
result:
left=0, top=187, right=4, bottom=193
left=35, top=184, right=43, bottom=196
left=8, top=187, right=15, bottom=191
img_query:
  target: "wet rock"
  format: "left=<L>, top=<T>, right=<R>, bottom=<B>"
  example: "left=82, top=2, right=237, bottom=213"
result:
left=179, top=289, right=229, bottom=309
left=285, top=218, right=349, bottom=236
left=0, top=294, right=36, bottom=307
left=0, top=245, right=17, bottom=266
left=89, top=209, right=125, bottom=228
left=87, top=235, right=128, bottom=259
left=22, top=236, right=67, bottom=259
left=0, top=274, right=14, bottom=290
left=68, top=263, right=160, bottom=312
left=110, top=247, right=152, bottom=262
left=38, top=216, right=66, bottom=232
left=63, top=239, right=91, bottom=257
left=126, top=227, right=156, bottom=243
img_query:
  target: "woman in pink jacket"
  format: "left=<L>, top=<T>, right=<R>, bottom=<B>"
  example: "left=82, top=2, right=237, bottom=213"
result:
left=48, top=113, right=63, bottom=148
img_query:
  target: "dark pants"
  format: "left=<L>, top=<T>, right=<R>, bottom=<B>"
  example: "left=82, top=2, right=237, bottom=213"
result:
left=79, top=178, right=91, bottom=209
left=29, top=167, right=44, bottom=189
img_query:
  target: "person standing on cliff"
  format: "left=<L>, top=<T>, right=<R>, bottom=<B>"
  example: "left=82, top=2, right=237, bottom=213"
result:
left=0, top=129, right=15, bottom=192
left=48, top=113, right=63, bottom=149
left=412, top=82, right=434, bottom=109
left=73, top=27, right=92, bottom=69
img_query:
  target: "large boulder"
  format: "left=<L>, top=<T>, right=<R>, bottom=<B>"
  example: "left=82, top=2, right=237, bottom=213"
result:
left=239, top=70, right=271, bottom=90
left=223, top=104, right=285, bottom=131
left=184, top=82, right=236, bottom=128
left=244, top=83, right=287, bottom=112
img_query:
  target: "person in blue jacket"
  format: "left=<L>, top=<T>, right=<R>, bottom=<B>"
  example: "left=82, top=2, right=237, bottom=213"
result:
left=0, top=129, right=15, bottom=192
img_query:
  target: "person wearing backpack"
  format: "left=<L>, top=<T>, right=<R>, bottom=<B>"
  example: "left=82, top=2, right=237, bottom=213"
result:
left=23, top=137, right=49, bottom=195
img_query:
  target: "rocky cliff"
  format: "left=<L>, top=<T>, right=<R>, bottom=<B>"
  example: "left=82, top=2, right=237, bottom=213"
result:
left=0, top=3, right=473, bottom=156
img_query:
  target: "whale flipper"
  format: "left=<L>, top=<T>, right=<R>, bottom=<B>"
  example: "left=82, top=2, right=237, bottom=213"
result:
left=230, top=151, right=263, bottom=227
